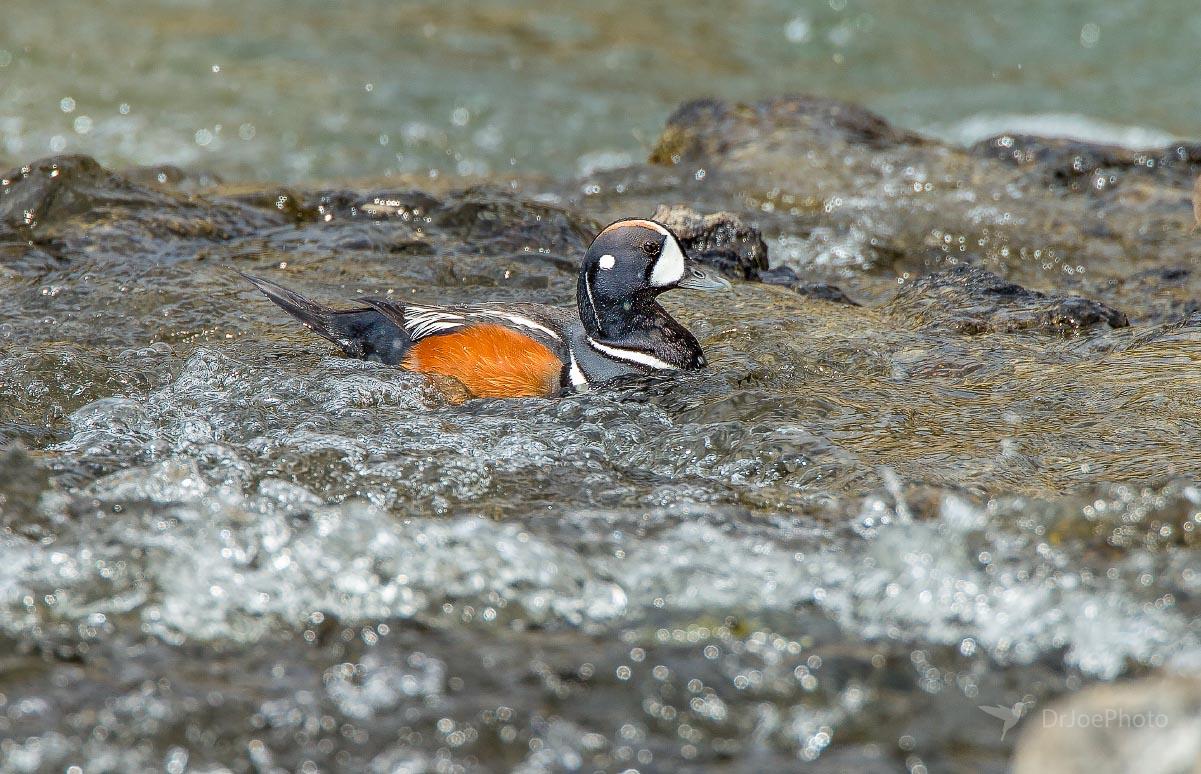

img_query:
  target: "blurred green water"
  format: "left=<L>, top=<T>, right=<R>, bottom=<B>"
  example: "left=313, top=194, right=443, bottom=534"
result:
left=1, top=0, right=1197, bottom=182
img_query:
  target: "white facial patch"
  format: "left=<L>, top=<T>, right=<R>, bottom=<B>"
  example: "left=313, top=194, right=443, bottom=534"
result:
left=649, top=235, right=686, bottom=287
left=598, top=254, right=616, bottom=270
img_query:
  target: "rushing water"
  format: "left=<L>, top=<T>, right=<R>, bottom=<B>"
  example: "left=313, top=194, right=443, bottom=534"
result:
left=3, top=2, right=1201, bottom=773
left=2, top=0, right=1199, bottom=182
left=2, top=141, right=1200, bottom=770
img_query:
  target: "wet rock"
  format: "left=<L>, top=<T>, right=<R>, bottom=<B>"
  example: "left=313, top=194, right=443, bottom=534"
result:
left=321, top=186, right=595, bottom=268
left=886, top=265, right=1128, bottom=335
left=1013, top=675, right=1201, bottom=774
left=432, top=186, right=596, bottom=258
left=1, top=155, right=167, bottom=234
left=0, top=155, right=289, bottom=261
left=972, top=133, right=1201, bottom=189
left=758, top=266, right=859, bottom=305
left=649, top=95, right=928, bottom=166
left=650, top=204, right=768, bottom=279
left=120, top=164, right=224, bottom=191
left=224, top=187, right=320, bottom=224
left=354, top=190, right=442, bottom=221
left=1133, top=266, right=1192, bottom=285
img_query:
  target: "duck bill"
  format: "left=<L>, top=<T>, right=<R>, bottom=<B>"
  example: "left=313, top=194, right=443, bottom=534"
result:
left=676, top=260, right=732, bottom=291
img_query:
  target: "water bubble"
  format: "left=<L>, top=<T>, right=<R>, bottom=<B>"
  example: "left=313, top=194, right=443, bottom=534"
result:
left=195, top=128, right=214, bottom=146
left=785, top=17, right=811, bottom=43
left=828, top=24, right=854, bottom=47
left=49, top=134, right=66, bottom=152
left=118, top=103, right=130, bottom=115
left=1080, top=23, right=1101, bottom=48
left=451, top=107, right=470, bottom=127
left=164, top=747, right=188, bottom=774
left=72, top=116, right=93, bottom=135
left=59, top=96, right=76, bottom=113
left=238, top=122, right=256, bottom=140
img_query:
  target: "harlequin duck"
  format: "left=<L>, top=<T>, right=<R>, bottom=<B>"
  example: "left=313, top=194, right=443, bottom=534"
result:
left=239, top=218, right=731, bottom=398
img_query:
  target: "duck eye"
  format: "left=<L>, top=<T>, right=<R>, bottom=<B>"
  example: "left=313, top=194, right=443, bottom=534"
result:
left=642, top=240, right=661, bottom=257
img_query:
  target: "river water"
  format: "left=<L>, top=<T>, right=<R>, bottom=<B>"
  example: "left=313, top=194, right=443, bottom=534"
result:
left=2, top=0, right=1198, bottom=182
left=2, top=2, right=1201, bottom=774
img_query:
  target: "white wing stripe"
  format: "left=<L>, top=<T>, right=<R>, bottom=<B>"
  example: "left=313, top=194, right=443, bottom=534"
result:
left=402, top=306, right=561, bottom=343
left=484, top=312, right=561, bottom=341
left=403, top=307, right=466, bottom=339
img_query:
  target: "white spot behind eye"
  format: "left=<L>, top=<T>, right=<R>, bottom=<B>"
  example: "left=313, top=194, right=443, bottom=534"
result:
left=599, top=254, right=616, bottom=270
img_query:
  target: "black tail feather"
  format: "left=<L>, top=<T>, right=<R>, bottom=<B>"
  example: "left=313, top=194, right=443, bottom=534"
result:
left=236, top=271, right=411, bottom=363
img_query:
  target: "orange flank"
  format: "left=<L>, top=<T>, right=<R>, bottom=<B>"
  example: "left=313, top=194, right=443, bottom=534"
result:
left=402, top=324, right=563, bottom=398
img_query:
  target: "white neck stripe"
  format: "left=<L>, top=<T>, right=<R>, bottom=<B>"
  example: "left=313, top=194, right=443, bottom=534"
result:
left=586, top=337, right=676, bottom=370
left=567, top=349, right=588, bottom=388
left=584, top=273, right=602, bottom=330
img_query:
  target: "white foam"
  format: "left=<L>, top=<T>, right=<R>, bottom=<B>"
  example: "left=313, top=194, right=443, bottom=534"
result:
left=931, top=112, right=1182, bottom=150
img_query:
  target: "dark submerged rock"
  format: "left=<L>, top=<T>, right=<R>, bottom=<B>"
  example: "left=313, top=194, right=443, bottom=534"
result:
left=758, top=266, right=859, bottom=305
left=971, top=133, right=1201, bottom=189
left=887, top=265, right=1129, bottom=335
left=0, top=444, right=54, bottom=540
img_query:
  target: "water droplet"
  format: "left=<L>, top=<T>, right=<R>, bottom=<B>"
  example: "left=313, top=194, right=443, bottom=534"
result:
left=1080, top=22, right=1101, bottom=48
left=785, top=17, right=811, bottom=43
left=59, top=96, right=76, bottom=113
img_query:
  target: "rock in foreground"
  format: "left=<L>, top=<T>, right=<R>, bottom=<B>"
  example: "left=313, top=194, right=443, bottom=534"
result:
left=1013, top=675, right=1201, bottom=774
